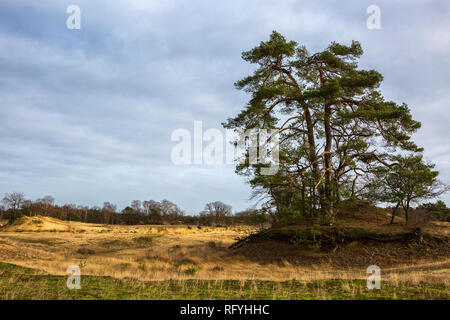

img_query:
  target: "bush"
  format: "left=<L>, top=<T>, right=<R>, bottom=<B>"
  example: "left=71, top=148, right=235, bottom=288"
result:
left=184, top=266, right=201, bottom=275
left=77, top=247, right=95, bottom=255
left=207, top=241, right=217, bottom=248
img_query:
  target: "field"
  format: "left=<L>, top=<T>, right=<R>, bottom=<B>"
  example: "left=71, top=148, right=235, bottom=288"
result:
left=0, top=206, right=449, bottom=300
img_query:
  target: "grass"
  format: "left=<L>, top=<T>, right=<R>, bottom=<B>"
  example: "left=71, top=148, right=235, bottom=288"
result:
left=132, top=236, right=154, bottom=245
left=0, top=262, right=447, bottom=300
left=0, top=215, right=448, bottom=299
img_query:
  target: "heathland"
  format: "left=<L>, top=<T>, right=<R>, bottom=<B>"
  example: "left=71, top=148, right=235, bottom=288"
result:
left=0, top=201, right=448, bottom=299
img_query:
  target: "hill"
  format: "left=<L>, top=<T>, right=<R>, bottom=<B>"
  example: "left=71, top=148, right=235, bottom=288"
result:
left=0, top=216, right=111, bottom=233
left=229, top=201, right=450, bottom=268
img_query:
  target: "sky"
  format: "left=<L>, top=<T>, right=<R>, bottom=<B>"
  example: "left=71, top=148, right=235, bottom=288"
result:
left=0, top=0, right=449, bottom=214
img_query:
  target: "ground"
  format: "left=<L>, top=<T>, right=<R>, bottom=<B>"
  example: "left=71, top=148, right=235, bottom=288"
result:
left=0, top=203, right=448, bottom=299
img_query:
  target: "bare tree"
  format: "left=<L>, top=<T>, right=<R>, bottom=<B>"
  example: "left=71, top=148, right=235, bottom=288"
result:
left=2, top=192, right=25, bottom=221
left=143, top=200, right=163, bottom=223
left=202, top=201, right=232, bottom=224
left=77, top=205, right=89, bottom=222
left=36, top=195, right=55, bottom=216
left=142, top=200, right=151, bottom=216
left=160, top=200, right=182, bottom=217
left=2, top=192, right=25, bottom=211
left=131, top=200, right=142, bottom=213
left=102, top=202, right=117, bottom=224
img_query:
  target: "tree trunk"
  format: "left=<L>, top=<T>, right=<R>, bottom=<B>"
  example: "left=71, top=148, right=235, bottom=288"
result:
left=301, top=182, right=306, bottom=216
left=322, top=103, right=334, bottom=223
left=390, top=202, right=400, bottom=225
left=302, top=103, right=324, bottom=218
left=403, top=202, right=410, bottom=225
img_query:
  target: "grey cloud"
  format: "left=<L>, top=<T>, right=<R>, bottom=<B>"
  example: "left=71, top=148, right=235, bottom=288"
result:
left=0, top=0, right=449, bottom=211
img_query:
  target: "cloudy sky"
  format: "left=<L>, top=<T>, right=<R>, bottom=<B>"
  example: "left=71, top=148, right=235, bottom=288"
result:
left=0, top=0, right=449, bottom=213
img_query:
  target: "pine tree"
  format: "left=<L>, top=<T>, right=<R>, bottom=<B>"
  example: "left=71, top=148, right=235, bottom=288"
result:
left=366, top=154, right=448, bottom=224
left=223, top=31, right=422, bottom=223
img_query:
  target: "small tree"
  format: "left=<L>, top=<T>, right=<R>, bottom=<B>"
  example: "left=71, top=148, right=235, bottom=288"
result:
left=367, top=155, right=448, bottom=226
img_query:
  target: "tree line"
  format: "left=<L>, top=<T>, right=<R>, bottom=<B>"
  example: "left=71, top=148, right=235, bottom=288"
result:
left=0, top=192, right=268, bottom=226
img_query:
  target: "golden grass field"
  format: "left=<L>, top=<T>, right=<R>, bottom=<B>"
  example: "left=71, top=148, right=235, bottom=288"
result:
left=0, top=213, right=449, bottom=299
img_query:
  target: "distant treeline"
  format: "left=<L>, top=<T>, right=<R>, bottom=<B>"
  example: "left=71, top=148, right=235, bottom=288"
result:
left=0, top=192, right=269, bottom=226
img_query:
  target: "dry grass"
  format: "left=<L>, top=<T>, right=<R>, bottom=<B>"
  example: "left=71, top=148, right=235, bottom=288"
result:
left=0, top=216, right=448, bottom=288
left=2, top=261, right=446, bottom=299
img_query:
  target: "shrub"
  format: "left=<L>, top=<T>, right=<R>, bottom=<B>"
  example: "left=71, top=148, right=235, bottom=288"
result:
left=77, top=247, right=95, bottom=255
left=184, top=266, right=201, bottom=275
left=207, top=241, right=217, bottom=248
left=78, top=260, right=87, bottom=268
left=138, top=262, right=146, bottom=271
left=157, top=227, right=167, bottom=233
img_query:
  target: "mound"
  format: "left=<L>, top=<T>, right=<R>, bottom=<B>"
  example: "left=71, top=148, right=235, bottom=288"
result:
left=335, top=200, right=393, bottom=224
left=229, top=201, right=450, bottom=267
left=230, top=236, right=450, bottom=269
left=0, top=216, right=109, bottom=233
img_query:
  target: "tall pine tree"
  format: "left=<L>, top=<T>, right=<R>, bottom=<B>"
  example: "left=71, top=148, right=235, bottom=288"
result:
left=223, top=31, right=422, bottom=223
